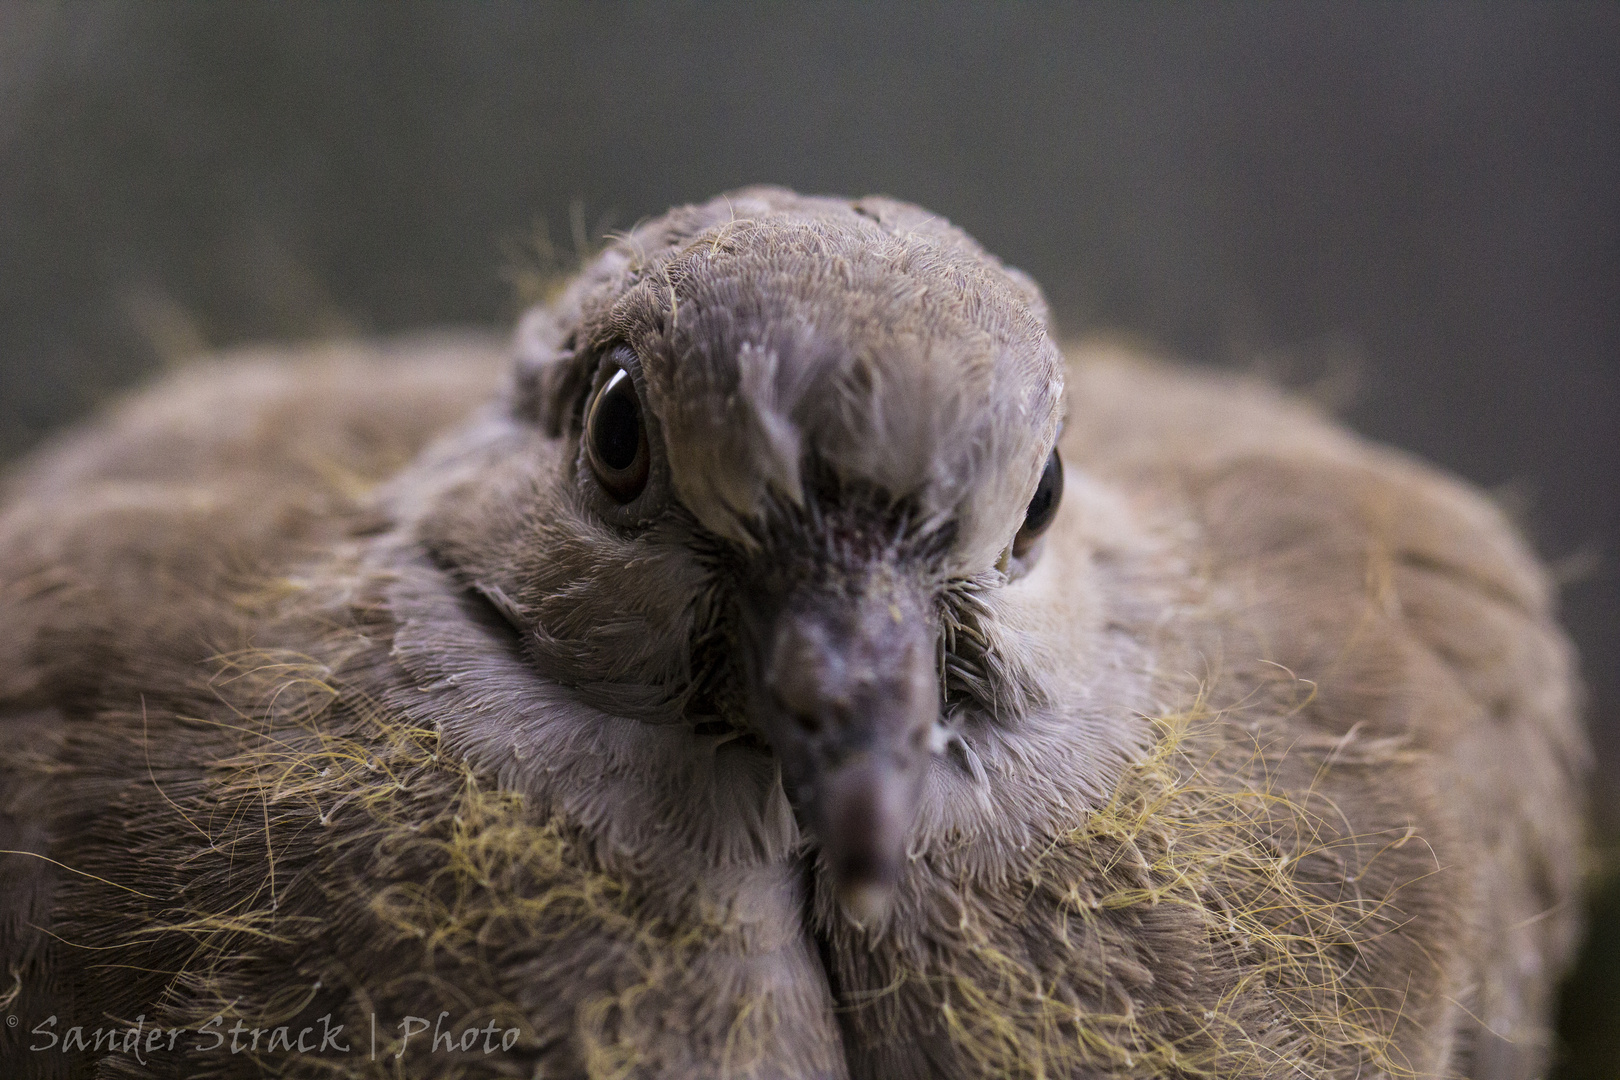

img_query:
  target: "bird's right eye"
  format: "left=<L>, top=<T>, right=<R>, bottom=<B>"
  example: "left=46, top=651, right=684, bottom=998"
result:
left=585, top=367, right=650, bottom=502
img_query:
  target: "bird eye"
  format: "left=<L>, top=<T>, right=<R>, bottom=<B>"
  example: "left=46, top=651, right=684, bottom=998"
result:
left=1012, top=449, right=1063, bottom=557
left=585, top=367, right=650, bottom=502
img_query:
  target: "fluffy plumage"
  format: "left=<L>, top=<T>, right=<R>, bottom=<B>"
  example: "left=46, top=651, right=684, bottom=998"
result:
left=0, top=189, right=1586, bottom=1079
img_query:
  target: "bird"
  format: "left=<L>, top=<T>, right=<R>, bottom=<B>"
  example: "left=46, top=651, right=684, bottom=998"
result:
left=0, top=187, right=1587, bottom=1080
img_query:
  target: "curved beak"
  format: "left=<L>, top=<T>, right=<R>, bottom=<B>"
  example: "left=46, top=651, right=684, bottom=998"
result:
left=745, top=573, right=938, bottom=923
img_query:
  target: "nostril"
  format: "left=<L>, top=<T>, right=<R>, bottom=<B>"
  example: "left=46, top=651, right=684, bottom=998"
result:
left=791, top=708, right=823, bottom=735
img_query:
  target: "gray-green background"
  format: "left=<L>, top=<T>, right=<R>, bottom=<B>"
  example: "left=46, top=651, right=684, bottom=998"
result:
left=2, top=3, right=1616, bottom=1071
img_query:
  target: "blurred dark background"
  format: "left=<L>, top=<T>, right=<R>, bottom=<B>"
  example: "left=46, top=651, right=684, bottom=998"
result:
left=1, top=2, right=1616, bottom=1071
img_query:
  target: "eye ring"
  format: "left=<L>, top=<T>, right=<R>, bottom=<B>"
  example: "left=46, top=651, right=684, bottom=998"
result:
left=585, top=366, right=651, bottom=503
left=1012, top=448, right=1063, bottom=557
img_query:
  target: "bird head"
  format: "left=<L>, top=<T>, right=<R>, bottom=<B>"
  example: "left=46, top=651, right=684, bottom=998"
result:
left=405, top=188, right=1080, bottom=922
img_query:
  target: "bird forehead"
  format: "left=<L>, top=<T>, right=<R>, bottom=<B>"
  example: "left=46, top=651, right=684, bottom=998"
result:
left=598, top=212, right=1065, bottom=563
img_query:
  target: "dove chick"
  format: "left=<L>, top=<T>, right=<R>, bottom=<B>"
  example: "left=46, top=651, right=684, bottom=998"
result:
left=0, top=189, right=1586, bottom=1079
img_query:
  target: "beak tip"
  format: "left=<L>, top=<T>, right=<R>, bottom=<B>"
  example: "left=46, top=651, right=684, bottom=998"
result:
left=836, top=876, right=896, bottom=927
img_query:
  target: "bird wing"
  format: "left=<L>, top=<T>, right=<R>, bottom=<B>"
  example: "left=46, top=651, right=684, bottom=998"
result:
left=0, top=337, right=506, bottom=1071
left=1063, top=343, right=1587, bottom=1079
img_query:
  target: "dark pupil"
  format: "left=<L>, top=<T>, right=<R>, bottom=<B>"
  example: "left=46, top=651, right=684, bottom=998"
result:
left=593, top=377, right=642, bottom=471
left=1023, top=450, right=1062, bottom=533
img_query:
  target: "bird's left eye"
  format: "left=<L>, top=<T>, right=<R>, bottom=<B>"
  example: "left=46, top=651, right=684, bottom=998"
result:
left=1012, top=448, right=1063, bottom=557
left=585, top=367, right=650, bottom=503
